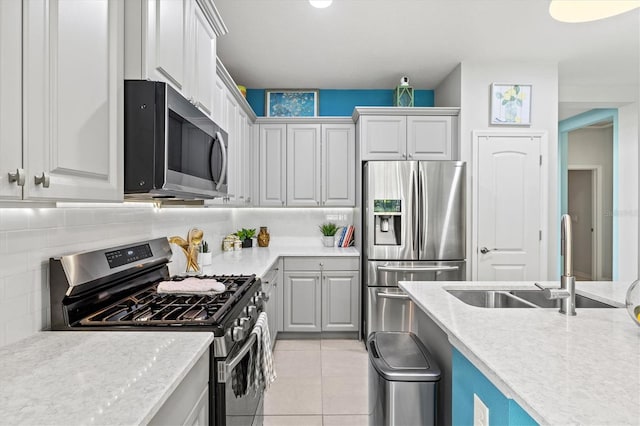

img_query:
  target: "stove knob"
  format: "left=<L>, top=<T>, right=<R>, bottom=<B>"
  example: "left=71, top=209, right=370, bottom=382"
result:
left=251, top=294, right=263, bottom=305
left=237, top=317, right=251, bottom=331
left=232, top=326, right=246, bottom=342
left=245, top=305, right=257, bottom=318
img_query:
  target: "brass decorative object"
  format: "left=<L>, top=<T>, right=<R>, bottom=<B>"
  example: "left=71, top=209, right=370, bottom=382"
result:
left=258, top=226, right=270, bottom=247
left=169, top=227, right=203, bottom=274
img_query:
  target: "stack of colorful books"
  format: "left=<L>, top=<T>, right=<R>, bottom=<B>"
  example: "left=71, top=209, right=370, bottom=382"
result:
left=337, top=225, right=355, bottom=248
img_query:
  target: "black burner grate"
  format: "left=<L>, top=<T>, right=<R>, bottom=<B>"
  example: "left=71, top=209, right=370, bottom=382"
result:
left=79, top=275, right=256, bottom=326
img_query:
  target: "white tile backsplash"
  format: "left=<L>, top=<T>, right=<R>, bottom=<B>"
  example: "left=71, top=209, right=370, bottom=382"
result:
left=0, top=205, right=354, bottom=347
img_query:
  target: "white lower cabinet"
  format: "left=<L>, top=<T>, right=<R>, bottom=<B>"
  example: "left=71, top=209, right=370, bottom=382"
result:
left=149, top=349, right=209, bottom=426
left=262, top=259, right=282, bottom=347
left=283, top=257, right=359, bottom=333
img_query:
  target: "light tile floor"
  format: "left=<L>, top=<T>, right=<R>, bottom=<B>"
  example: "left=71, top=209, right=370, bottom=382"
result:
left=263, top=339, right=369, bottom=426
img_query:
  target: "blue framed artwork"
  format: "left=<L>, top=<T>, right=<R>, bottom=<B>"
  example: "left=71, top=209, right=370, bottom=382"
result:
left=266, top=89, right=319, bottom=117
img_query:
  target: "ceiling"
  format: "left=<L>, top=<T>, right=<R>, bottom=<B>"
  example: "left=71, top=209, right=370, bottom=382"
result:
left=215, top=0, right=639, bottom=114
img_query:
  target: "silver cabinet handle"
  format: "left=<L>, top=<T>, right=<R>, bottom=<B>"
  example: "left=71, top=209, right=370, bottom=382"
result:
left=377, top=265, right=459, bottom=272
left=408, top=153, right=413, bottom=158
left=34, top=172, right=50, bottom=188
left=377, top=291, right=410, bottom=300
left=8, top=168, right=25, bottom=186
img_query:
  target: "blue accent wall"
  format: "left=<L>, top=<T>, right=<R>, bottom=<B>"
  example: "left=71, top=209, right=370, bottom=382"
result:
left=452, top=348, right=538, bottom=426
left=246, top=88, right=435, bottom=117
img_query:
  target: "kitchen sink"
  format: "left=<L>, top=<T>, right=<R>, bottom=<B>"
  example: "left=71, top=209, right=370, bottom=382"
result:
left=446, top=290, right=538, bottom=308
left=447, top=289, right=620, bottom=309
left=508, top=290, right=619, bottom=309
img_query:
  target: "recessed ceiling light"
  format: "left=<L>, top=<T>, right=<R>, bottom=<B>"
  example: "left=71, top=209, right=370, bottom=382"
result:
left=549, top=0, right=640, bottom=23
left=309, top=0, right=332, bottom=9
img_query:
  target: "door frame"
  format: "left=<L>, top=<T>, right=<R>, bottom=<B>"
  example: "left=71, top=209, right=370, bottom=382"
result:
left=471, top=130, right=549, bottom=280
left=568, top=165, right=602, bottom=280
left=558, top=109, right=618, bottom=279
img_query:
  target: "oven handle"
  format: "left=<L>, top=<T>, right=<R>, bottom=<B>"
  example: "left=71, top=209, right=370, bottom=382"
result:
left=377, top=265, right=459, bottom=273
left=377, top=291, right=411, bottom=300
left=217, top=332, right=257, bottom=383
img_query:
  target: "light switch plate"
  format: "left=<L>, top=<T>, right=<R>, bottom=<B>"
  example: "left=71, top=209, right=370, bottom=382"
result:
left=473, top=393, right=489, bottom=426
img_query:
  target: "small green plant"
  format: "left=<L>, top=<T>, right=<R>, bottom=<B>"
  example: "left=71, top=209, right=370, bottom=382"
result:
left=199, top=241, right=209, bottom=253
left=318, top=223, right=338, bottom=237
left=235, top=228, right=256, bottom=241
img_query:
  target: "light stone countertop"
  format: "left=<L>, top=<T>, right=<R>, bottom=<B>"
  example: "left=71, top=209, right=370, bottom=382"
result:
left=398, top=280, right=640, bottom=425
left=0, top=331, right=212, bottom=426
left=199, top=237, right=360, bottom=277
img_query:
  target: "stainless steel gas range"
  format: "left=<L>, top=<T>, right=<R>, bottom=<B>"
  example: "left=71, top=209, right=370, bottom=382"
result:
left=49, top=237, right=264, bottom=426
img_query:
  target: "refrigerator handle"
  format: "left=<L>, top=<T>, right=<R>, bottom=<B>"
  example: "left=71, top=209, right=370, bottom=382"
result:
left=418, top=167, right=425, bottom=252
left=411, top=169, right=419, bottom=255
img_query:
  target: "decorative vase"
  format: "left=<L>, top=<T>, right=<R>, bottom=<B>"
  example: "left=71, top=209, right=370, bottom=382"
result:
left=258, top=226, right=270, bottom=247
left=198, top=252, right=212, bottom=266
left=625, top=279, right=640, bottom=326
left=322, top=235, right=335, bottom=248
left=242, top=238, right=253, bottom=248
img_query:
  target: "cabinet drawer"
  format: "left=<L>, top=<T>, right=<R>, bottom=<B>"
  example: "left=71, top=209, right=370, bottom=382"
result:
left=285, top=256, right=359, bottom=271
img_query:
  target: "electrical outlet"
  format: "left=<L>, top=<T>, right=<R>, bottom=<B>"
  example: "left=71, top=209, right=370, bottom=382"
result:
left=473, top=394, right=489, bottom=426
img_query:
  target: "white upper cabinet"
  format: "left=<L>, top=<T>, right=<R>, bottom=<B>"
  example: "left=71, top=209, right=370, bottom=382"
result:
left=23, top=0, right=123, bottom=201
left=125, top=0, right=227, bottom=120
left=287, top=124, right=321, bottom=207
left=359, top=116, right=407, bottom=160
left=356, top=108, right=459, bottom=161
left=258, top=120, right=355, bottom=207
left=0, top=1, right=23, bottom=200
left=259, top=124, right=287, bottom=206
left=322, top=124, right=355, bottom=207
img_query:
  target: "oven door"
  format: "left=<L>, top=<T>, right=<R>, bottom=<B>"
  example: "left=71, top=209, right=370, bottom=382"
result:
left=216, top=333, right=263, bottom=426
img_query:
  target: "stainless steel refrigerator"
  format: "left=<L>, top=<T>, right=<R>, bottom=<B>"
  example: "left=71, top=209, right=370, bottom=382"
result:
left=363, top=161, right=466, bottom=338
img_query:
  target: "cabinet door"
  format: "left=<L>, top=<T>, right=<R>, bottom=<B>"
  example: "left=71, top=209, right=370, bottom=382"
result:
left=190, top=1, right=216, bottom=117
left=23, top=0, right=123, bottom=201
left=322, top=124, right=355, bottom=207
left=287, top=124, right=321, bottom=207
left=0, top=0, right=23, bottom=200
left=259, top=124, right=286, bottom=206
left=321, top=271, right=359, bottom=332
left=146, top=0, right=187, bottom=91
left=407, top=116, right=453, bottom=160
left=225, top=89, right=238, bottom=200
left=283, top=271, right=321, bottom=332
left=360, top=116, right=406, bottom=160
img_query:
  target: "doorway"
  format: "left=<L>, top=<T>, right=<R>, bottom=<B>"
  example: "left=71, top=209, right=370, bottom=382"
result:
left=559, top=110, right=616, bottom=280
left=567, top=168, right=600, bottom=280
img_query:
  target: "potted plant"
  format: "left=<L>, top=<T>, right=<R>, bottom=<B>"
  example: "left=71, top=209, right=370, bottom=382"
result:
left=319, top=223, right=338, bottom=247
left=236, top=228, right=256, bottom=248
left=198, top=240, right=212, bottom=266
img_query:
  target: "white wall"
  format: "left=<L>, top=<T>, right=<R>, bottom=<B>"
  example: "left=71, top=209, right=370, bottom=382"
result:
left=458, top=61, right=559, bottom=279
left=435, top=63, right=461, bottom=107
left=617, top=102, right=639, bottom=280
left=0, top=205, right=354, bottom=348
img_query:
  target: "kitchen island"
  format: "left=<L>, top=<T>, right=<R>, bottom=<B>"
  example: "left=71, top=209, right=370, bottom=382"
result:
left=399, top=280, right=640, bottom=425
left=0, top=331, right=212, bottom=425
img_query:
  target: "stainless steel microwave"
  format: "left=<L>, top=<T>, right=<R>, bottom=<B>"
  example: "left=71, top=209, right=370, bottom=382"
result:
left=124, top=80, right=228, bottom=200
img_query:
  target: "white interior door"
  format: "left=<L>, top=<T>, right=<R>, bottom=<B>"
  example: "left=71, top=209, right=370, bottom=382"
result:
left=476, top=134, right=542, bottom=280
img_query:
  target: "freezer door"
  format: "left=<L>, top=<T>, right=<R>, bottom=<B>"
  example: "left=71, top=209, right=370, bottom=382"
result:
left=418, top=161, right=466, bottom=260
left=366, top=287, right=414, bottom=337
left=364, top=161, right=418, bottom=260
left=367, top=260, right=466, bottom=287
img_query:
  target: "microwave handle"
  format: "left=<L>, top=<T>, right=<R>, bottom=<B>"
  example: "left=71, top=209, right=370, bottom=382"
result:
left=212, top=132, right=227, bottom=190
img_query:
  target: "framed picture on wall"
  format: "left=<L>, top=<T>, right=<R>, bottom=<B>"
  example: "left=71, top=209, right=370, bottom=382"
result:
left=490, top=83, right=532, bottom=126
left=265, top=89, right=319, bottom=117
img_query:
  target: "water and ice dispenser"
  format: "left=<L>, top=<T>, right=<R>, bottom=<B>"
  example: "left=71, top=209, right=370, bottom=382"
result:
left=374, top=199, right=402, bottom=246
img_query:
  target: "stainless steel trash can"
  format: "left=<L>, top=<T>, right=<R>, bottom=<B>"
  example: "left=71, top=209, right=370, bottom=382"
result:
left=367, top=331, right=441, bottom=426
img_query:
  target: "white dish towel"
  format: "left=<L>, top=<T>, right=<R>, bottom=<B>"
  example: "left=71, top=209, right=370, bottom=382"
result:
left=156, top=277, right=226, bottom=295
left=248, top=312, right=276, bottom=394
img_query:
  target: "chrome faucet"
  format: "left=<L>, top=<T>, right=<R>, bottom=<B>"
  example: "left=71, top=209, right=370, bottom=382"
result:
left=535, top=214, right=577, bottom=315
